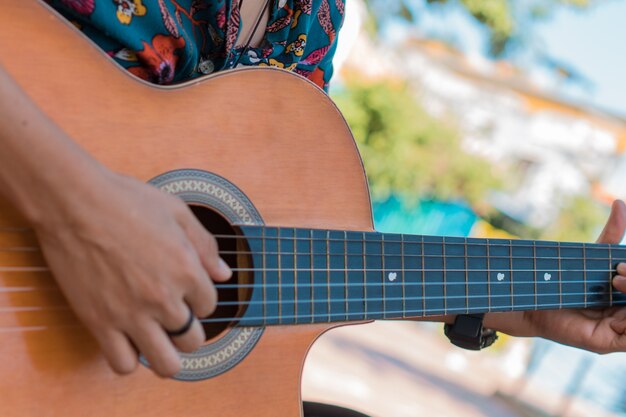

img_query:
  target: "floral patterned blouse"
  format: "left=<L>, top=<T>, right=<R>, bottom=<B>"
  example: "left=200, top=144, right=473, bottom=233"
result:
left=47, top=0, right=345, bottom=91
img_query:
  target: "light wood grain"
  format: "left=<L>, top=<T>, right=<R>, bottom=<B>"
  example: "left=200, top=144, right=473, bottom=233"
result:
left=0, top=1, right=374, bottom=416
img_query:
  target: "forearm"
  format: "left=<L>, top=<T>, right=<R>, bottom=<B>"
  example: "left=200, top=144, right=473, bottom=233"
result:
left=0, top=64, right=107, bottom=228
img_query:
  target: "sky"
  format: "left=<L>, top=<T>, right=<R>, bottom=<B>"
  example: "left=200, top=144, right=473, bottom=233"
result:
left=534, top=0, right=626, bottom=118
left=382, top=0, right=626, bottom=119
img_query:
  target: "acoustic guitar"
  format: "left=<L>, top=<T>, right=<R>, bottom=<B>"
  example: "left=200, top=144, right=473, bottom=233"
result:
left=1, top=1, right=624, bottom=416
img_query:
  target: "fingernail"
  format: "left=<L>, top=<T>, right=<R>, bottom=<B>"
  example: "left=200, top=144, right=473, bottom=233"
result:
left=218, top=258, right=232, bottom=279
left=618, top=263, right=626, bottom=275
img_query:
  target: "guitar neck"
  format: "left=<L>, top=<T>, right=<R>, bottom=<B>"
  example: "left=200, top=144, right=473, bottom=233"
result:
left=236, top=226, right=626, bottom=326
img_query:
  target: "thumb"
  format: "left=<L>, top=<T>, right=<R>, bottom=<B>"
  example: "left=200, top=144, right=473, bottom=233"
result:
left=597, top=200, right=626, bottom=244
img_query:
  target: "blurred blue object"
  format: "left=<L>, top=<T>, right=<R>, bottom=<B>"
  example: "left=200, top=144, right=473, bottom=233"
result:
left=373, top=196, right=477, bottom=237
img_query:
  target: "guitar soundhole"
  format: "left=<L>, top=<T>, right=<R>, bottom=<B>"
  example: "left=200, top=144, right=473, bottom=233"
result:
left=189, top=205, right=252, bottom=341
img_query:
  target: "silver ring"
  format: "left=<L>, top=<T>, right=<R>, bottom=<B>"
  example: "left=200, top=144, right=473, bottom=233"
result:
left=165, top=307, right=195, bottom=337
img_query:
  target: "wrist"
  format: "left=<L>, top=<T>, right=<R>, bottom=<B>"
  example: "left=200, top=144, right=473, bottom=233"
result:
left=27, top=160, right=113, bottom=234
left=482, top=311, right=540, bottom=337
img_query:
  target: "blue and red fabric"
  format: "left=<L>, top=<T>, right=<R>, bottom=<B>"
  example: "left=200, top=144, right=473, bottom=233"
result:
left=48, top=0, right=345, bottom=91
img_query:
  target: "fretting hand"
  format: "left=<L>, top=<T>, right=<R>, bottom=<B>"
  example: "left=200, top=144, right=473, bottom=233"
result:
left=486, top=200, right=626, bottom=353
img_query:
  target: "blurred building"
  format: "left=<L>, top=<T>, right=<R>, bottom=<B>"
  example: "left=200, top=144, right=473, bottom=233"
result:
left=319, top=3, right=626, bottom=416
left=332, top=1, right=626, bottom=229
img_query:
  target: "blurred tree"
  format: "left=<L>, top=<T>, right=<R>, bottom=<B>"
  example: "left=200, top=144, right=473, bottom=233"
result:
left=363, top=0, right=600, bottom=56
left=332, top=77, right=502, bottom=208
left=332, top=77, right=607, bottom=242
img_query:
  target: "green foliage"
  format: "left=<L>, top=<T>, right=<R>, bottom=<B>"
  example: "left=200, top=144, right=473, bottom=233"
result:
left=331, top=77, right=502, bottom=206
left=332, top=79, right=607, bottom=241
left=456, top=0, right=514, bottom=55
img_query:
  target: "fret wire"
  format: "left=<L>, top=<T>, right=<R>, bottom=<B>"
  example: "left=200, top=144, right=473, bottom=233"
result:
left=533, top=241, right=538, bottom=310
left=401, top=233, right=406, bottom=319
left=558, top=242, right=562, bottom=309
left=206, top=299, right=624, bottom=324
left=382, top=235, right=386, bottom=320
left=609, top=244, right=614, bottom=307
left=342, top=231, right=347, bottom=322
left=309, top=229, right=314, bottom=324
left=422, top=237, right=426, bottom=316
left=443, top=237, right=447, bottom=316
left=293, top=228, right=298, bottom=324
left=262, top=228, right=267, bottom=325
left=464, top=238, right=469, bottom=314
left=328, top=231, right=332, bottom=322
left=583, top=245, right=587, bottom=308
left=362, top=232, right=367, bottom=319
left=278, top=230, right=282, bottom=324
left=487, top=238, right=492, bottom=313
left=509, top=239, right=514, bottom=310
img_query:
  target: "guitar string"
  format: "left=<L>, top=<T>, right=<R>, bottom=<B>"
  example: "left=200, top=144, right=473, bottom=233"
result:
left=0, top=289, right=619, bottom=315
left=196, top=300, right=626, bottom=324
left=0, top=297, right=619, bottom=333
left=0, top=246, right=623, bottom=264
left=0, top=325, right=83, bottom=333
left=0, top=228, right=623, bottom=252
left=205, top=233, right=624, bottom=251
left=209, top=290, right=615, bottom=307
left=0, top=277, right=618, bottom=292
left=2, top=232, right=622, bottom=309
left=0, top=265, right=622, bottom=274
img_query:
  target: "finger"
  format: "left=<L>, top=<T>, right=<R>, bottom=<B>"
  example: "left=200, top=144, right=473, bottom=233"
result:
left=93, top=328, right=138, bottom=375
left=130, top=319, right=181, bottom=378
left=597, top=200, right=626, bottom=244
left=171, top=318, right=206, bottom=353
left=613, top=263, right=626, bottom=293
left=184, top=260, right=220, bottom=319
left=178, top=248, right=219, bottom=318
left=160, top=303, right=205, bottom=353
left=181, top=213, right=232, bottom=282
left=608, top=307, right=626, bottom=336
left=613, top=274, right=626, bottom=293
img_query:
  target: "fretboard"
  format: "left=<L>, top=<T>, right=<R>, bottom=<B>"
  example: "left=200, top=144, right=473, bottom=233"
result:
left=235, top=226, right=626, bottom=326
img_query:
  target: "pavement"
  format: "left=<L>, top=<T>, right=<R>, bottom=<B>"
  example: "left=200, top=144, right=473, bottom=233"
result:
left=301, top=321, right=618, bottom=417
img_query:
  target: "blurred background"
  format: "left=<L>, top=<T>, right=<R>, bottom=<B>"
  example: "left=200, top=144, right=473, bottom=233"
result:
left=301, top=1, right=626, bottom=416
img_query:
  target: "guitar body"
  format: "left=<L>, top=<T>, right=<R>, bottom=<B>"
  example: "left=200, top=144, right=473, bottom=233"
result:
left=0, top=1, right=373, bottom=416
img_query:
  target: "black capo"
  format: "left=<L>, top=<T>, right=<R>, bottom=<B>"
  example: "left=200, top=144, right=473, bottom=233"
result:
left=444, top=313, right=498, bottom=350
